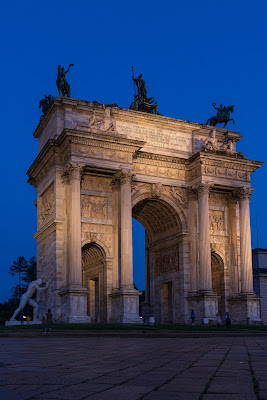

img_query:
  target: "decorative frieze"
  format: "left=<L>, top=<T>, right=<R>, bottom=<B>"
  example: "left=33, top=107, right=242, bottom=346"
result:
left=82, top=223, right=113, bottom=234
left=134, top=163, right=185, bottom=179
left=76, top=145, right=132, bottom=163
left=81, top=175, right=111, bottom=192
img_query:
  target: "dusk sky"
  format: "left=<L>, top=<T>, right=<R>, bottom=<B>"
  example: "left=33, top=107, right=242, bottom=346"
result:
left=1, top=1, right=267, bottom=302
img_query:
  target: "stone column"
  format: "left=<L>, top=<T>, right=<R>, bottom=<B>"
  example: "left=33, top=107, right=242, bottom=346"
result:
left=68, top=162, right=85, bottom=287
left=59, top=162, right=90, bottom=323
left=187, top=188, right=198, bottom=293
left=239, top=187, right=254, bottom=294
left=197, top=183, right=213, bottom=293
left=111, top=177, right=120, bottom=290
left=116, top=170, right=134, bottom=288
left=109, top=170, right=142, bottom=324
left=228, top=192, right=239, bottom=295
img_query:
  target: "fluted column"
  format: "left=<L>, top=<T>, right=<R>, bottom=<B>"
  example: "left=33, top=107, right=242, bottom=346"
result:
left=115, top=170, right=134, bottom=288
left=239, top=187, right=254, bottom=294
left=64, top=162, right=85, bottom=286
left=197, top=183, right=213, bottom=293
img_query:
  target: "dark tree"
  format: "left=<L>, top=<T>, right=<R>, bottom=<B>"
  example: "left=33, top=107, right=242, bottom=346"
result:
left=9, top=256, right=29, bottom=301
left=0, top=256, right=37, bottom=324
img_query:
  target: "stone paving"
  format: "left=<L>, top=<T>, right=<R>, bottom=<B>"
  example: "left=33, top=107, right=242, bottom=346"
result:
left=0, top=336, right=267, bottom=400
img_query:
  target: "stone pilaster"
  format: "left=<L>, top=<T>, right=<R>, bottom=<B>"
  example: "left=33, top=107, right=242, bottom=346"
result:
left=238, top=187, right=254, bottom=294
left=197, top=183, right=213, bottom=293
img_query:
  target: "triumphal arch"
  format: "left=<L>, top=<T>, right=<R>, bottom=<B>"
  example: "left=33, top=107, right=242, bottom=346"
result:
left=27, top=97, right=262, bottom=324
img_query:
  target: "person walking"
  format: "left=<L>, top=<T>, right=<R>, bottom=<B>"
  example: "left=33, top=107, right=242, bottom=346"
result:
left=44, top=309, right=53, bottom=334
left=225, top=312, right=231, bottom=328
left=191, top=309, right=196, bottom=324
left=216, top=313, right=222, bottom=328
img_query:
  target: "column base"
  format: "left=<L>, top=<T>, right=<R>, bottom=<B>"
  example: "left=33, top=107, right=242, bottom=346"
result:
left=187, top=292, right=220, bottom=324
left=109, top=286, right=143, bottom=324
left=227, top=294, right=262, bottom=325
left=59, top=285, right=91, bottom=324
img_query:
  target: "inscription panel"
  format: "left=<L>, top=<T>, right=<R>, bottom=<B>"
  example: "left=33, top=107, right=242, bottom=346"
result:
left=116, top=122, right=192, bottom=152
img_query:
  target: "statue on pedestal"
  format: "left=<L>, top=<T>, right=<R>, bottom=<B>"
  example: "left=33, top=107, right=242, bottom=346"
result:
left=10, top=279, right=48, bottom=321
left=206, top=103, right=235, bottom=128
left=56, top=64, right=74, bottom=97
left=130, top=67, right=160, bottom=115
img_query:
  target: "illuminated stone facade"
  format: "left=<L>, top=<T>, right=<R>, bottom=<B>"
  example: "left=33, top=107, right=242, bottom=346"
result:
left=27, top=97, right=262, bottom=324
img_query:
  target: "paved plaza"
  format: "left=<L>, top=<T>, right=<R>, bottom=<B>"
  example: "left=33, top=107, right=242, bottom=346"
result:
left=1, top=335, right=267, bottom=400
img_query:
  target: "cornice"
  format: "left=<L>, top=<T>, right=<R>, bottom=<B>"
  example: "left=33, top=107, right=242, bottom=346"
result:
left=188, top=151, right=263, bottom=173
left=33, top=218, right=64, bottom=240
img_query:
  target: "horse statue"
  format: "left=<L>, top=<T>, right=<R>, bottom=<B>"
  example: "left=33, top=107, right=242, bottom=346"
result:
left=56, top=64, right=74, bottom=97
left=206, top=103, right=235, bottom=128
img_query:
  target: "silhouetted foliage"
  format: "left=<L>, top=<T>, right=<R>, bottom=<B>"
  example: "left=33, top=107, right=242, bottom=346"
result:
left=0, top=256, right=37, bottom=325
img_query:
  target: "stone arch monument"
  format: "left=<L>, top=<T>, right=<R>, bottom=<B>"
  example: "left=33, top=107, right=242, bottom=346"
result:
left=27, top=98, right=263, bottom=324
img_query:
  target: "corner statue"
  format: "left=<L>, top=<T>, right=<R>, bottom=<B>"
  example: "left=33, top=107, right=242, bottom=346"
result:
left=10, top=279, right=48, bottom=321
left=56, top=64, right=74, bottom=97
left=206, top=103, right=235, bottom=128
left=130, top=67, right=160, bottom=115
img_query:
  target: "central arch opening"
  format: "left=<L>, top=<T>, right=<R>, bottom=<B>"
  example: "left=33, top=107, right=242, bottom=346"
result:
left=132, top=198, right=182, bottom=324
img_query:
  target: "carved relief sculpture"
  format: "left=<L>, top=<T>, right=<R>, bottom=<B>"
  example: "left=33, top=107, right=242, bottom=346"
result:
left=39, top=184, right=54, bottom=224
left=81, top=195, right=108, bottom=219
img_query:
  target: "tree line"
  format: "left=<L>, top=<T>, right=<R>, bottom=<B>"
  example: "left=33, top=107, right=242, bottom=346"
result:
left=0, top=256, right=36, bottom=325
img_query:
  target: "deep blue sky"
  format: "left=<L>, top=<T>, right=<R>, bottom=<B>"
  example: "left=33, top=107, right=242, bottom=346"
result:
left=1, top=1, right=267, bottom=302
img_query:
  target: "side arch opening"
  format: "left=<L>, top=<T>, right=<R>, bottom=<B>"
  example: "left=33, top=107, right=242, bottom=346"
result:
left=82, top=242, right=106, bottom=323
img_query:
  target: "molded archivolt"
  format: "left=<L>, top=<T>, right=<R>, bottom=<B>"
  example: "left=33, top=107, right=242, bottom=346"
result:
left=82, top=242, right=106, bottom=268
left=132, top=199, right=182, bottom=241
left=211, top=252, right=224, bottom=271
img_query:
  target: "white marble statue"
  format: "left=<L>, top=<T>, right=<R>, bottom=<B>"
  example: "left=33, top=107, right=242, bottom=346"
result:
left=202, top=129, right=220, bottom=151
left=202, top=129, right=235, bottom=153
left=10, top=279, right=48, bottom=321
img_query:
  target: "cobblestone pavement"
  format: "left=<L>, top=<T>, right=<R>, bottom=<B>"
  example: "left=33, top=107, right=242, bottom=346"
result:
left=0, top=336, right=267, bottom=400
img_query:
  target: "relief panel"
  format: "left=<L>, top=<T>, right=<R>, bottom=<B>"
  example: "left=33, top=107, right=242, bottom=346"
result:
left=154, top=246, right=179, bottom=276
left=81, top=195, right=108, bottom=219
left=39, top=183, right=54, bottom=224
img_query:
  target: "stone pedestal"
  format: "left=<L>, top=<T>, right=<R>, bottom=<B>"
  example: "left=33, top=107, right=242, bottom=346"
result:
left=59, top=286, right=91, bottom=323
left=110, top=288, right=143, bottom=324
left=187, top=293, right=220, bottom=324
left=228, top=295, right=261, bottom=325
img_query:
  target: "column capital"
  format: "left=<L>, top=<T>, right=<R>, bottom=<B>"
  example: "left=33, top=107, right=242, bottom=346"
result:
left=193, top=182, right=214, bottom=196
left=113, top=169, right=135, bottom=187
left=227, top=190, right=239, bottom=206
left=237, top=187, right=254, bottom=201
left=186, top=187, right=198, bottom=201
left=61, top=162, right=86, bottom=183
